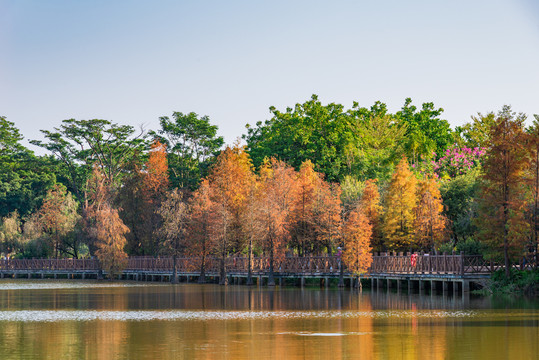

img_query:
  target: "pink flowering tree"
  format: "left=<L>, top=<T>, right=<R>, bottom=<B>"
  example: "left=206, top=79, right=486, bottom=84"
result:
left=412, top=144, right=485, bottom=179
left=433, top=144, right=485, bottom=178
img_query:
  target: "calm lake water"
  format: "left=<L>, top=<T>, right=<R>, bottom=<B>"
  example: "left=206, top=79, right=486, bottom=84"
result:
left=0, top=280, right=537, bottom=359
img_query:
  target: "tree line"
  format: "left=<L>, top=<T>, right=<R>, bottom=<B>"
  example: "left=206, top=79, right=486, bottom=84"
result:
left=1, top=96, right=538, bottom=280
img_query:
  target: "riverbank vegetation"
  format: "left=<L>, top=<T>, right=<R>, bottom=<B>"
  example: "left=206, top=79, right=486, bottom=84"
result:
left=1, top=96, right=538, bottom=285
left=477, top=269, right=539, bottom=296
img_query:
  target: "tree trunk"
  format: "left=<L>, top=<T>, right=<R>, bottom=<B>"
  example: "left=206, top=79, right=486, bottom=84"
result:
left=219, top=256, right=228, bottom=285
left=338, top=257, right=344, bottom=287
left=198, top=252, right=206, bottom=284
left=534, top=148, right=539, bottom=261
left=246, top=239, right=253, bottom=286
left=171, top=254, right=178, bottom=284
left=503, top=163, right=511, bottom=278
left=268, top=247, right=275, bottom=286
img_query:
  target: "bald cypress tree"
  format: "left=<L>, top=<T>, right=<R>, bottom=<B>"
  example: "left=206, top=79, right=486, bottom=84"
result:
left=477, top=107, right=529, bottom=277
left=383, top=157, right=417, bottom=251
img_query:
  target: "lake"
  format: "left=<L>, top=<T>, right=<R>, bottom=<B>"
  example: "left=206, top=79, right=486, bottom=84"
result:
left=0, top=280, right=537, bottom=359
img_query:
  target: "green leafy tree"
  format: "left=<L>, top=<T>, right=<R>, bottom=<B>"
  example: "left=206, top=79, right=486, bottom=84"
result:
left=244, top=95, right=351, bottom=181
left=455, top=112, right=496, bottom=148
left=153, top=112, right=224, bottom=190
left=396, top=98, right=453, bottom=165
left=31, top=118, right=147, bottom=199
left=346, top=109, right=406, bottom=182
left=340, top=176, right=364, bottom=212
left=0, top=116, right=26, bottom=157
left=440, top=169, right=480, bottom=245
left=0, top=117, right=57, bottom=218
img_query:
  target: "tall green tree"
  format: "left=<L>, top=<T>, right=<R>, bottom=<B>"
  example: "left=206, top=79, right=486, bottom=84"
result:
left=244, top=94, right=351, bottom=181
left=31, top=119, right=147, bottom=199
left=153, top=112, right=224, bottom=190
left=396, top=98, right=453, bottom=165
left=440, top=169, right=480, bottom=245
left=0, top=116, right=26, bottom=157
left=346, top=105, right=406, bottom=181
left=455, top=112, right=496, bottom=148
left=0, top=116, right=56, bottom=217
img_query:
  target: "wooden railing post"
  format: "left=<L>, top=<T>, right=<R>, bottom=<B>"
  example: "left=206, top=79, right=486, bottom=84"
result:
left=460, top=251, right=465, bottom=275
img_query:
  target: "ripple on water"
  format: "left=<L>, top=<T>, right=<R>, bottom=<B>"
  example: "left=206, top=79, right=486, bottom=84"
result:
left=0, top=281, right=159, bottom=291
left=0, top=309, right=481, bottom=322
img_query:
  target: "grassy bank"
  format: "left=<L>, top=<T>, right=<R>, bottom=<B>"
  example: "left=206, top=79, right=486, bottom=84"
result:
left=475, top=269, right=539, bottom=295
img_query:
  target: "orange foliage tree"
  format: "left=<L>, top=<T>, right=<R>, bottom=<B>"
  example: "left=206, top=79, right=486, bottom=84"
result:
left=359, top=179, right=383, bottom=252
left=383, top=157, right=417, bottom=251
left=84, top=166, right=129, bottom=278
left=313, top=181, right=342, bottom=255
left=477, top=107, right=529, bottom=277
left=142, top=140, right=170, bottom=254
left=208, top=145, right=255, bottom=285
left=187, top=179, right=217, bottom=283
left=342, top=208, right=373, bottom=289
left=38, top=184, right=79, bottom=258
left=290, top=160, right=318, bottom=256
left=156, top=189, right=189, bottom=283
left=94, top=203, right=129, bottom=279
left=145, top=140, right=170, bottom=195
left=526, top=116, right=539, bottom=256
left=119, top=140, right=169, bottom=255
left=257, top=159, right=298, bottom=285
left=241, top=178, right=263, bottom=285
left=414, top=176, right=448, bottom=252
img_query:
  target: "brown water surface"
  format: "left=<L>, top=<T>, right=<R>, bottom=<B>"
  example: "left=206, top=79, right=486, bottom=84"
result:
left=0, top=280, right=537, bottom=359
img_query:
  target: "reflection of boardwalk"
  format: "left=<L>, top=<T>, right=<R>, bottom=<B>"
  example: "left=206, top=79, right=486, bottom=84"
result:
left=0, top=254, right=534, bottom=292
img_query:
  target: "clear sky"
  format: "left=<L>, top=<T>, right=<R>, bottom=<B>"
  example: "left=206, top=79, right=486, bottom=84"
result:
left=1, top=0, right=538, bottom=152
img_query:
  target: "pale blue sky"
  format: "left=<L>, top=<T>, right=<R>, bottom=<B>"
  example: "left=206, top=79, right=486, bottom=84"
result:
left=1, top=0, right=538, bottom=151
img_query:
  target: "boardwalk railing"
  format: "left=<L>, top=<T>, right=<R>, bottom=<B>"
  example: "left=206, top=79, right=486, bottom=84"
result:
left=370, top=253, right=489, bottom=274
left=0, top=253, right=518, bottom=275
left=125, top=256, right=341, bottom=274
left=0, top=258, right=99, bottom=271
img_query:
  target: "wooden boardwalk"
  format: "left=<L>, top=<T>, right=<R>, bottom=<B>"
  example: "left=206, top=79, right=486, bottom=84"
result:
left=0, top=253, right=503, bottom=275
left=0, top=253, right=511, bottom=293
left=2, top=252, right=536, bottom=294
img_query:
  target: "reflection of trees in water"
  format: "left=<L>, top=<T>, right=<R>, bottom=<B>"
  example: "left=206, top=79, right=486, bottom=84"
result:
left=0, top=285, right=537, bottom=359
left=369, top=290, right=492, bottom=311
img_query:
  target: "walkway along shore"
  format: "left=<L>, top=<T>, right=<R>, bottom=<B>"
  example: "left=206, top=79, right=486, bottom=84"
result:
left=1, top=252, right=525, bottom=297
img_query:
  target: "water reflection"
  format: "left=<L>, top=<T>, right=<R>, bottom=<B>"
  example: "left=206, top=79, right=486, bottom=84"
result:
left=0, top=280, right=537, bottom=359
